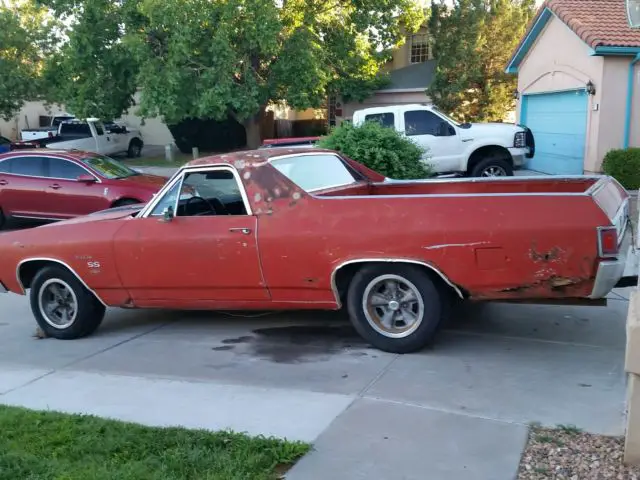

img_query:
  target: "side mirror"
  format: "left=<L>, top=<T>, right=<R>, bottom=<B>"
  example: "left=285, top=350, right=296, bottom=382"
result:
left=160, top=205, right=174, bottom=223
left=77, top=174, right=97, bottom=183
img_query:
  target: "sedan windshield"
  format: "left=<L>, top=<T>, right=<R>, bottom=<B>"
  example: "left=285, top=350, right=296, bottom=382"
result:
left=81, top=155, right=139, bottom=179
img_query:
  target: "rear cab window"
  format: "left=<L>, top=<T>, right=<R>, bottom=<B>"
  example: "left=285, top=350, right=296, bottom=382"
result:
left=270, top=154, right=361, bottom=192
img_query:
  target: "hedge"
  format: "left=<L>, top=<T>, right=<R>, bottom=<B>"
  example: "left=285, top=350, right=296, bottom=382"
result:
left=602, top=148, right=640, bottom=190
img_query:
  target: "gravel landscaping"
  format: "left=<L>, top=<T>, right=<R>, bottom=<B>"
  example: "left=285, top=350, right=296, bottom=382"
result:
left=518, top=425, right=640, bottom=480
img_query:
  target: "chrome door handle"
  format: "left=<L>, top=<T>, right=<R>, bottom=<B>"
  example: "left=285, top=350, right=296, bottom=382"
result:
left=229, top=228, right=252, bottom=235
left=0, top=179, right=7, bottom=186
left=49, top=184, right=61, bottom=190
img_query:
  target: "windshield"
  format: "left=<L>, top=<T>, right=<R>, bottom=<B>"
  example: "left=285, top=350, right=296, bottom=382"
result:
left=431, top=106, right=462, bottom=127
left=270, top=154, right=358, bottom=192
left=81, top=155, right=139, bottom=179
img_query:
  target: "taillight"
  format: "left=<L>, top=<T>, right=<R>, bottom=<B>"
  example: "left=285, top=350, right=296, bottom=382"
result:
left=597, top=226, right=619, bottom=258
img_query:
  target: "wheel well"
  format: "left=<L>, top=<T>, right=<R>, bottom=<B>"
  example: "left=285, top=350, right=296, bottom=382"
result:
left=467, top=145, right=512, bottom=173
left=18, top=260, right=60, bottom=290
left=333, top=260, right=464, bottom=306
left=111, top=198, right=141, bottom=208
left=129, top=137, right=143, bottom=147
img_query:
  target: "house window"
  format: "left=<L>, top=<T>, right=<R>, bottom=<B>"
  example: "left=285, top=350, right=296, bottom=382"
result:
left=629, top=0, right=640, bottom=27
left=410, top=34, right=431, bottom=63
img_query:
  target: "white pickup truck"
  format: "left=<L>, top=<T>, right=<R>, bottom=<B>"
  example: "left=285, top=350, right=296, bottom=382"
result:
left=18, top=119, right=144, bottom=158
left=352, top=104, right=535, bottom=177
left=20, top=113, right=76, bottom=141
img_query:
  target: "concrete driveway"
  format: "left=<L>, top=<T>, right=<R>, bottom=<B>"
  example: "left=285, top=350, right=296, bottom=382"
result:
left=0, top=276, right=630, bottom=479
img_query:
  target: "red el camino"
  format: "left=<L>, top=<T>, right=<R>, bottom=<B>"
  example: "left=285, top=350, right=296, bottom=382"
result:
left=0, top=148, right=635, bottom=353
left=0, top=150, right=168, bottom=227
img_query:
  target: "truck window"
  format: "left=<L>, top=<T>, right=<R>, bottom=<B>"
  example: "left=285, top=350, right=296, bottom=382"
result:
left=95, top=123, right=105, bottom=136
left=364, top=112, right=395, bottom=128
left=271, top=153, right=357, bottom=192
left=404, top=110, right=446, bottom=136
left=60, top=123, right=92, bottom=138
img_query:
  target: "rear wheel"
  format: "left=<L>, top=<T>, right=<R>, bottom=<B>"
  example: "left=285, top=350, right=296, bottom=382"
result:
left=127, top=139, right=143, bottom=158
left=346, top=264, right=444, bottom=353
left=29, top=265, right=106, bottom=339
left=470, top=157, right=513, bottom=177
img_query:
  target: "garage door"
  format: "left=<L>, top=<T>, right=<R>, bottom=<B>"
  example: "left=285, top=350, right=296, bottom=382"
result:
left=521, top=89, right=588, bottom=175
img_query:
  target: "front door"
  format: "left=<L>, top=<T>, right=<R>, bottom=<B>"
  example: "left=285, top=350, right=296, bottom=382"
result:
left=403, top=109, right=464, bottom=173
left=113, top=166, right=269, bottom=304
left=45, top=157, right=109, bottom=218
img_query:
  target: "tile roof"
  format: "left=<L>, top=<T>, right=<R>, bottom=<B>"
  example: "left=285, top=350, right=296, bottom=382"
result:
left=546, top=0, right=640, bottom=48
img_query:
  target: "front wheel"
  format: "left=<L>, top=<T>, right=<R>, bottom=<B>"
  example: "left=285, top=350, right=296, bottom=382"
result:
left=127, top=139, right=143, bottom=158
left=346, top=264, right=444, bottom=353
left=29, top=265, right=106, bottom=339
left=470, top=157, right=514, bottom=177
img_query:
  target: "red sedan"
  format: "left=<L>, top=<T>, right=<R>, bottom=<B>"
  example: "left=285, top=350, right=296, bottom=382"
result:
left=0, top=150, right=168, bottom=227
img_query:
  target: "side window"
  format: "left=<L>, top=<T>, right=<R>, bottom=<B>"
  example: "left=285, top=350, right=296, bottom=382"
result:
left=149, top=169, right=247, bottom=217
left=11, top=156, right=46, bottom=177
left=364, top=112, right=395, bottom=128
left=95, top=123, right=104, bottom=136
left=177, top=170, right=247, bottom=217
left=404, top=110, right=448, bottom=136
left=48, top=158, right=90, bottom=180
left=150, top=181, right=181, bottom=216
left=0, top=159, right=12, bottom=173
left=0, top=137, right=10, bottom=145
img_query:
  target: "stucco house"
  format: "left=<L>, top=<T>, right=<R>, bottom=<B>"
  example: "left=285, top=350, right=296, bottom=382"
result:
left=506, top=0, right=640, bottom=175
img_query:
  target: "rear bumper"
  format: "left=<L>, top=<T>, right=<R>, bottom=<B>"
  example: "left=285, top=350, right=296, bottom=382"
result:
left=590, top=224, right=636, bottom=298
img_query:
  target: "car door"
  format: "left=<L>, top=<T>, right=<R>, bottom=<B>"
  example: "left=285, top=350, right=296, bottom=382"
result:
left=45, top=157, right=110, bottom=218
left=403, top=109, right=463, bottom=173
left=0, top=155, right=51, bottom=218
left=93, top=122, right=118, bottom=155
left=112, top=166, right=269, bottom=305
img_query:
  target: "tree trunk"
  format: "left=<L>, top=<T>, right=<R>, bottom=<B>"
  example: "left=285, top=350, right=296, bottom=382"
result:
left=244, top=116, right=262, bottom=149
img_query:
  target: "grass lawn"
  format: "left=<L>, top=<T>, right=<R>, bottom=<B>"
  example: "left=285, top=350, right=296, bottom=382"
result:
left=0, top=405, right=310, bottom=480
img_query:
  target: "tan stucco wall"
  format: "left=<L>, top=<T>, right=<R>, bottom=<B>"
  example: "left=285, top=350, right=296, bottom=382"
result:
left=515, top=15, right=605, bottom=173
left=0, top=101, right=67, bottom=140
left=631, top=62, right=640, bottom=149
left=391, top=26, right=429, bottom=70
left=598, top=57, right=632, bottom=167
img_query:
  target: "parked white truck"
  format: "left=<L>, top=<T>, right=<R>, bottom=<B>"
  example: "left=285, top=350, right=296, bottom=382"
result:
left=18, top=119, right=144, bottom=158
left=352, top=104, right=535, bottom=177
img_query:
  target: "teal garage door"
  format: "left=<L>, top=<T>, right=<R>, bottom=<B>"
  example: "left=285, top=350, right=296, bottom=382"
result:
left=521, top=89, right=588, bottom=175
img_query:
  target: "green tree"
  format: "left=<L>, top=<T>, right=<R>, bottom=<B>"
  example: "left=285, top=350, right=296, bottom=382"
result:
left=318, top=120, right=432, bottom=179
left=427, top=0, right=535, bottom=123
left=133, top=0, right=425, bottom=147
left=40, top=0, right=141, bottom=121
left=0, top=0, right=59, bottom=120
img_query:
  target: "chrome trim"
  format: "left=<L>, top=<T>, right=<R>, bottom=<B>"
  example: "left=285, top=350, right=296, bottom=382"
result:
left=138, top=165, right=253, bottom=218
left=0, top=155, right=102, bottom=183
left=0, top=281, right=7, bottom=293
left=330, top=258, right=464, bottom=307
left=15, top=257, right=107, bottom=306
left=590, top=224, right=632, bottom=299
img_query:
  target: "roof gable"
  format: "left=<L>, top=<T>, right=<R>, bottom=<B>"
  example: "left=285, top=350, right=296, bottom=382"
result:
left=506, top=0, right=640, bottom=73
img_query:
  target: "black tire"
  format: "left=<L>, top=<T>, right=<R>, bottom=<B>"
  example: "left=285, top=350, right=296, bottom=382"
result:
left=127, top=139, right=143, bottom=158
left=346, top=264, right=445, bottom=353
left=470, top=157, right=514, bottom=177
left=29, top=265, right=106, bottom=339
left=113, top=198, right=140, bottom=208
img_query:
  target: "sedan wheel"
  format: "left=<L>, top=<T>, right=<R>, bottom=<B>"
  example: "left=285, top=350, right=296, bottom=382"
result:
left=29, top=265, right=106, bottom=339
left=347, top=264, right=444, bottom=353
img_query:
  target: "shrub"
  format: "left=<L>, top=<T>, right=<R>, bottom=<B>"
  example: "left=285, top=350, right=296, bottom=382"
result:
left=318, top=120, right=432, bottom=179
left=602, top=148, right=640, bottom=190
